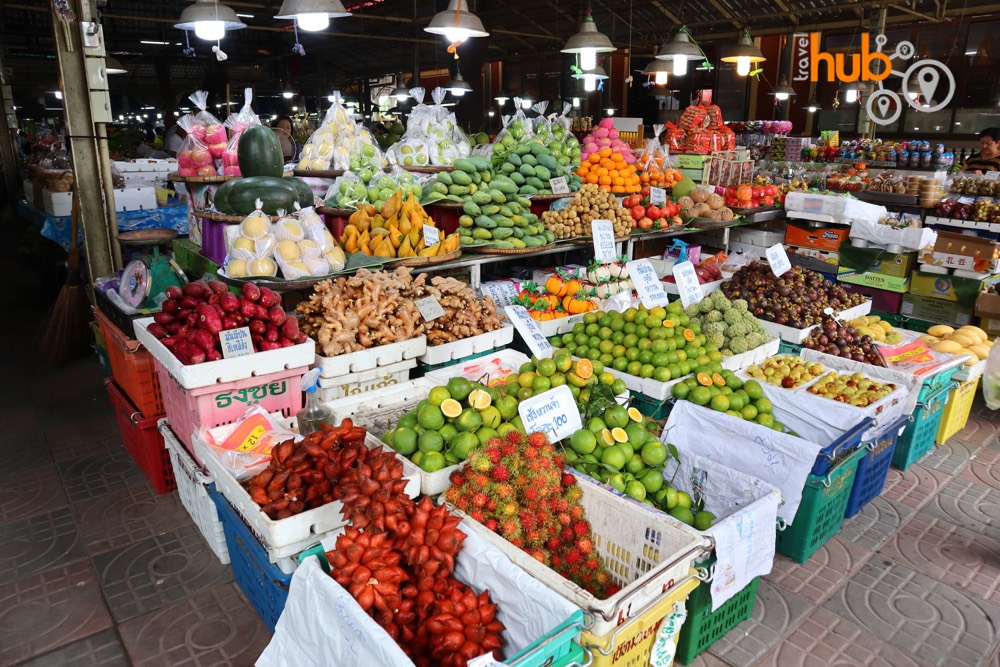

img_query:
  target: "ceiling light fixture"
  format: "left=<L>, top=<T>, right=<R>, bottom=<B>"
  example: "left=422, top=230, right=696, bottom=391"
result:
left=495, top=95, right=509, bottom=105
left=283, top=90, right=295, bottom=99
left=425, top=0, right=488, bottom=45
left=105, top=56, right=127, bottom=74
left=562, top=7, right=614, bottom=70
left=655, top=27, right=705, bottom=76
left=769, top=76, right=795, bottom=101
left=275, top=0, right=350, bottom=32
left=643, top=53, right=671, bottom=87
left=721, top=29, right=765, bottom=76
left=572, top=65, right=608, bottom=92
left=446, top=70, right=473, bottom=97
left=175, top=0, right=246, bottom=41
left=390, top=75, right=410, bottom=102
left=838, top=81, right=867, bottom=104
left=805, top=94, right=821, bottom=112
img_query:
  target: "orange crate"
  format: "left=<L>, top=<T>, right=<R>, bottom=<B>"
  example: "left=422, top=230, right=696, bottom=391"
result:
left=95, top=308, right=164, bottom=418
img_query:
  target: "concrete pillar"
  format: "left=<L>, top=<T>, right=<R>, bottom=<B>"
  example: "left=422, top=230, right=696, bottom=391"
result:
left=0, top=60, right=21, bottom=217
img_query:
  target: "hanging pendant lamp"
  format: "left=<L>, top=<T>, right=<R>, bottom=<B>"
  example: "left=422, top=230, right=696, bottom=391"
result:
left=655, top=28, right=705, bottom=75
left=425, top=0, right=488, bottom=44
left=562, top=8, right=615, bottom=70
left=720, top=29, right=765, bottom=76
left=769, top=77, right=796, bottom=101
left=175, top=0, right=246, bottom=41
left=275, top=0, right=350, bottom=32
left=446, top=70, right=473, bottom=97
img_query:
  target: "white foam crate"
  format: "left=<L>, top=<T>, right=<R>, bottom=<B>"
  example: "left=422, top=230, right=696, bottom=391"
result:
left=314, top=335, right=427, bottom=378
left=317, top=358, right=416, bottom=402
left=134, top=317, right=316, bottom=390
left=159, top=421, right=230, bottom=565
left=424, top=349, right=530, bottom=386
left=759, top=300, right=872, bottom=344
left=193, top=421, right=420, bottom=559
left=451, top=469, right=710, bottom=637
left=536, top=314, right=586, bottom=338
left=418, top=325, right=514, bottom=365
left=662, top=278, right=724, bottom=298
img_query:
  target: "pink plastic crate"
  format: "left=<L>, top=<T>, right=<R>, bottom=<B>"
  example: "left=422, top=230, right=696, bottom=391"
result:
left=155, top=360, right=306, bottom=450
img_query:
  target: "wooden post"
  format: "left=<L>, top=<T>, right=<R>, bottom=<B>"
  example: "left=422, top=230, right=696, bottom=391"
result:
left=0, top=59, right=20, bottom=218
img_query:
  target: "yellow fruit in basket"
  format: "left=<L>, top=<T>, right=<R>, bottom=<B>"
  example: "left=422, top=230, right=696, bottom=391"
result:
left=932, top=340, right=963, bottom=355
left=962, top=350, right=979, bottom=366
left=970, top=344, right=991, bottom=360
left=241, top=215, right=269, bottom=238
left=877, top=321, right=893, bottom=334
left=928, top=325, right=955, bottom=337
left=441, top=398, right=463, bottom=419
left=468, top=389, right=492, bottom=410
left=248, top=257, right=277, bottom=277
left=285, top=261, right=309, bottom=275
left=226, top=259, right=248, bottom=277
left=276, top=240, right=300, bottom=261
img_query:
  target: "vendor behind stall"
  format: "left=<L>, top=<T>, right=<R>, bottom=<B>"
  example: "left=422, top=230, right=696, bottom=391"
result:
left=961, top=128, right=1000, bottom=173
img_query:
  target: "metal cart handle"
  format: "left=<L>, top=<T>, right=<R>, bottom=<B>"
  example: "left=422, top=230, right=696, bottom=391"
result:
left=506, top=622, right=585, bottom=666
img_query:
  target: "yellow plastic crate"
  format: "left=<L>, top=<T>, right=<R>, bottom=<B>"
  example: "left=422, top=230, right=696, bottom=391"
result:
left=582, top=571, right=701, bottom=667
left=936, top=377, right=980, bottom=444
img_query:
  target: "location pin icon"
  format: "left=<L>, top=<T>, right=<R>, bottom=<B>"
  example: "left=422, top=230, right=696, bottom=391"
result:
left=877, top=96, right=891, bottom=117
left=918, top=67, right=940, bottom=103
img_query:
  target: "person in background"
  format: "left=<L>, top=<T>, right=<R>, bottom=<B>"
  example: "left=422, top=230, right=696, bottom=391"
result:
left=961, top=127, right=1000, bottom=173
left=163, top=114, right=184, bottom=157
left=272, top=115, right=298, bottom=162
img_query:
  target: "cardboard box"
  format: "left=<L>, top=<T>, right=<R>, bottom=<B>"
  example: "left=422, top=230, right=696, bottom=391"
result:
left=784, top=222, right=849, bottom=252
left=837, top=245, right=915, bottom=282
left=787, top=245, right=839, bottom=267
left=933, top=231, right=998, bottom=266
left=901, top=293, right=974, bottom=328
left=977, top=316, right=1000, bottom=337
left=975, top=291, right=1000, bottom=319
left=676, top=154, right=709, bottom=169
left=836, top=267, right=910, bottom=293
left=844, top=283, right=906, bottom=314
left=908, top=270, right=1000, bottom=308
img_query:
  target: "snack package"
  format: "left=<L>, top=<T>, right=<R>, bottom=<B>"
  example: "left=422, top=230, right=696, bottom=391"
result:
left=187, top=90, right=228, bottom=159
left=221, top=88, right=261, bottom=176
left=200, top=407, right=301, bottom=480
left=224, top=201, right=277, bottom=278
left=175, top=115, right=217, bottom=177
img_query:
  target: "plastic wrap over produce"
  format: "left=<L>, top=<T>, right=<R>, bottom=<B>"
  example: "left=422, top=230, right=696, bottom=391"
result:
left=849, top=217, right=936, bottom=252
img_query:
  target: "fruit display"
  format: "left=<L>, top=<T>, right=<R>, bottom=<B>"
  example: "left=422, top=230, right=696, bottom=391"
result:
left=515, top=277, right=600, bottom=320
left=338, top=192, right=460, bottom=259
left=325, top=169, right=423, bottom=211
left=621, top=192, right=683, bottom=230
left=950, top=175, right=1000, bottom=196
left=805, top=371, right=897, bottom=407
left=636, top=145, right=683, bottom=188
left=387, top=88, right=473, bottom=168
left=221, top=92, right=265, bottom=176
left=225, top=205, right=346, bottom=279
left=576, top=118, right=640, bottom=194
left=720, top=183, right=784, bottom=209
left=683, top=289, right=772, bottom=356
left=541, top=184, right=632, bottom=239
left=175, top=91, right=228, bottom=176
left=497, top=354, right=626, bottom=411
left=802, top=315, right=887, bottom=366
left=918, top=325, right=993, bottom=366
left=382, top=378, right=521, bottom=472
left=665, top=103, right=736, bottom=154
left=848, top=315, right=903, bottom=345
left=145, top=281, right=307, bottom=364
left=744, top=355, right=826, bottom=388
left=493, top=142, right=582, bottom=196
left=550, top=304, right=718, bottom=385
left=372, top=118, right=406, bottom=151
left=721, top=262, right=867, bottom=330
left=244, top=418, right=369, bottom=518
left=676, top=186, right=735, bottom=222
left=670, top=370, right=783, bottom=431
left=297, top=98, right=387, bottom=172
left=864, top=170, right=909, bottom=194
left=296, top=267, right=503, bottom=356
left=444, top=430, right=620, bottom=599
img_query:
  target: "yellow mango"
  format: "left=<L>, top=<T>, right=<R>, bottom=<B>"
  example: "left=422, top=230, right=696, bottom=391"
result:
left=373, top=236, right=395, bottom=258
left=398, top=236, right=414, bottom=258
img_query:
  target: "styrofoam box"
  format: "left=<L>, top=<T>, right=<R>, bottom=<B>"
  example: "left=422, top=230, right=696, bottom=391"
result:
left=113, top=186, right=158, bottom=212
left=317, top=358, right=416, bottom=402
left=159, top=420, right=229, bottom=565
left=41, top=190, right=73, bottom=217
left=134, top=317, right=316, bottom=390
left=314, top=335, right=427, bottom=378
left=114, top=159, right=177, bottom=173
left=536, top=314, right=585, bottom=338
left=729, top=227, right=785, bottom=247
left=418, top=325, right=514, bottom=365
left=759, top=300, right=872, bottom=344
left=953, top=358, right=986, bottom=382
left=193, top=421, right=420, bottom=560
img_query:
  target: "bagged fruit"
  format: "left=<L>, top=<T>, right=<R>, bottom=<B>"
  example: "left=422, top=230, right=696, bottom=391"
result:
left=224, top=200, right=277, bottom=278
left=298, top=204, right=345, bottom=273
left=297, top=93, right=358, bottom=171
left=530, top=101, right=552, bottom=142
left=221, top=87, right=261, bottom=176
left=490, top=98, right=534, bottom=168
left=175, top=115, right=217, bottom=178
left=187, top=90, right=228, bottom=159
left=324, top=171, right=367, bottom=210
left=336, top=134, right=386, bottom=180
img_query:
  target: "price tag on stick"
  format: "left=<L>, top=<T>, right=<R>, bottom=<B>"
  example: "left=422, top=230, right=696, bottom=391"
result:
left=220, top=327, right=253, bottom=359
left=423, top=224, right=440, bottom=247
left=518, top=385, right=582, bottom=442
left=415, top=296, right=445, bottom=321
left=766, top=243, right=792, bottom=277
left=650, top=187, right=667, bottom=206
left=480, top=280, right=518, bottom=306
left=549, top=176, right=570, bottom=194
left=625, top=259, right=670, bottom=309
left=504, top=305, right=554, bottom=358
left=672, top=260, right=703, bottom=308
left=591, top=219, right=617, bottom=262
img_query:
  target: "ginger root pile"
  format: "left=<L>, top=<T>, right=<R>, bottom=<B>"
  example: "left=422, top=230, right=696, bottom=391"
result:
left=297, top=267, right=504, bottom=356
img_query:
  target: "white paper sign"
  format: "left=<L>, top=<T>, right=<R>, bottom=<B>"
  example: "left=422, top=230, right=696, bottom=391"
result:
left=415, top=296, right=445, bottom=321
left=650, top=187, right=667, bottom=206
left=472, top=144, right=493, bottom=158
left=480, top=280, right=518, bottom=306
left=986, top=171, right=1000, bottom=181
left=220, top=327, right=253, bottom=359
left=625, top=259, right=669, bottom=308
left=423, top=224, right=440, bottom=247
left=591, top=219, right=617, bottom=262
left=517, top=385, right=582, bottom=442
left=549, top=176, right=569, bottom=194
left=672, top=260, right=703, bottom=308
left=766, top=243, right=792, bottom=277
left=504, top=305, right=554, bottom=358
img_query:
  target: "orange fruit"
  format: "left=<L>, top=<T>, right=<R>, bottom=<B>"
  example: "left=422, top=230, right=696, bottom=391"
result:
left=696, top=372, right=713, bottom=386
left=683, top=329, right=696, bottom=343
left=576, top=358, right=594, bottom=379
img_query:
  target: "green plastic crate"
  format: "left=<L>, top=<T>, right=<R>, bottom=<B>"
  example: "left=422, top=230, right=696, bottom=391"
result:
left=632, top=392, right=672, bottom=420
left=676, top=563, right=760, bottom=664
left=778, top=340, right=803, bottom=355
left=891, top=379, right=955, bottom=471
left=776, top=447, right=864, bottom=564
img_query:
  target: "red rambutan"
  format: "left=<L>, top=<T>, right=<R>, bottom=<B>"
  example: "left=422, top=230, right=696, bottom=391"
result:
left=523, top=487, right=540, bottom=503
left=485, top=518, right=499, bottom=531
left=491, top=464, right=511, bottom=483
left=528, top=432, right=549, bottom=448
left=546, top=537, right=562, bottom=552
left=470, top=453, right=492, bottom=473
left=557, top=512, right=572, bottom=527
left=471, top=492, right=489, bottom=508
left=552, top=498, right=570, bottom=513
left=470, top=472, right=491, bottom=489
left=449, top=471, right=466, bottom=486
left=562, top=473, right=576, bottom=487
left=573, top=521, right=590, bottom=537
left=503, top=429, right=524, bottom=446
left=570, top=505, right=585, bottom=520
left=565, top=486, right=583, bottom=503
left=560, top=527, right=574, bottom=543
left=564, top=549, right=583, bottom=565
left=487, top=498, right=498, bottom=512
left=499, top=501, right=518, bottom=518
left=576, top=538, right=594, bottom=555
left=488, top=448, right=503, bottom=464
left=501, top=443, right=517, bottom=457
left=499, top=518, right=522, bottom=540
left=493, top=483, right=514, bottom=500
left=529, top=549, right=546, bottom=563
left=585, top=555, right=601, bottom=570
left=470, top=509, right=487, bottom=523
left=487, top=437, right=504, bottom=450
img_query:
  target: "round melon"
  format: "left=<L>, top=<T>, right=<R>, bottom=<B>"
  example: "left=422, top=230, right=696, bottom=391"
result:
left=238, top=126, right=285, bottom=178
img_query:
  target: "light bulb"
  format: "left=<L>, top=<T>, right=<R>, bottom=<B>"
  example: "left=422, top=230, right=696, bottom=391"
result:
left=736, top=56, right=750, bottom=76
left=584, top=75, right=596, bottom=92
left=451, top=89, right=466, bottom=97
left=297, top=13, right=330, bottom=31
left=521, top=99, right=532, bottom=109
left=654, top=71, right=668, bottom=86
left=775, top=92, right=789, bottom=101
left=580, top=49, right=597, bottom=70
left=283, top=91, right=294, bottom=99
left=328, top=95, right=335, bottom=102
left=194, top=20, right=226, bottom=41
left=672, top=55, right=687, bottom=76
left=488, top=110, right=495, bottom=116
left=441, top=27, right=472, bottom=44
left=907, top=90, right=918, bottom=100
left=807, top=105, right=818, bottom=112
left=394, top=92, right=408, bottom=101
left=846, top=88, right=858, bottom=103
left=572, top=97, right=580, bottom=107
left=292, top=106, right=299, bottom=111
left=606, top=108, right=615, bottom=116
left=54, top=91, right=62, bottom=100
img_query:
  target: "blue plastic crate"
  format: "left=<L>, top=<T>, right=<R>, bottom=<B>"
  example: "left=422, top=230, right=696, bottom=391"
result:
left=210, top=484, right=292, bottom=631
left=892, top=380, right=956, bottom=471
left=844, top=415, right=907, bottom=518
left=810, top=417, right=874, bottom=477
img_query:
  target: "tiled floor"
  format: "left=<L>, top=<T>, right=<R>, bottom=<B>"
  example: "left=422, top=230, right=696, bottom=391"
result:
left=3, top=277, right=999, bottom=665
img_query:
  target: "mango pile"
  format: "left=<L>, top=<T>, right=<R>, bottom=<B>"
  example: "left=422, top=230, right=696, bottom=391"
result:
left=339, top=191, right=460, bottom=258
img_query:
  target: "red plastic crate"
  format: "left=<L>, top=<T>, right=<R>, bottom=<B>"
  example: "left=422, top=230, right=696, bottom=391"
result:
left=95, top=308, right=164, bottom=418
left=106, top=379, right=175, bottom=494
left=425, top=205, right=460, bottom=235
left=155, top=360, right=306, bottom=450
left=323, top=212, right=349, bottom=240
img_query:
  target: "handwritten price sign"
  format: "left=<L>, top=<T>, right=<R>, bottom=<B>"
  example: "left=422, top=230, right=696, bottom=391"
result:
left=518, top=385, right=581, bottom=442
left=625, top=259, right=669, bottom=308
left=220, top=327, right=252, bottom=359
left=766, top=243, right=791, bottom=277
left=672, top=260, right=703, bottom=308
left=591, top=219, right=617, bottom=262
left=504, top=305, right=554, bottom=358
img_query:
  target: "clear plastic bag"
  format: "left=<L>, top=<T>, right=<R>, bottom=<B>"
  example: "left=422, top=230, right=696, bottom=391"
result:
left=530, top=101, right=552, bottom=143
left=299, top=205, right=345, bottom=273
left=199, top=407, right=301, bottom=481
left=336, top=133, right=386, bottom=180
left=221, top=88, right=261, bottom=176
left=324, top=171, right=367, bottom=210
left=223, top=201, right=277, bottom=278
left=491, top=99, right=534, bottom=168
left=175, top=115, right=217, bottom=177
left=984, top=343, right=1000, bottom=410
left=187, top=90, right=228, bottom=158
left=297, top=94, right=357, bottom=171
left=549, top=102, right=579, bottom=168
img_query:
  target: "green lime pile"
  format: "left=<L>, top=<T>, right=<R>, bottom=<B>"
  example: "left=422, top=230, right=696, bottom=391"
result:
left=547, top=302, right=722, bottom=385
left=382, top=377, right=522, bottom=473
left=671, top=371, right=785, bottom=432
left=498, top=352, right=626, bottom=412
left=684, top=291, right=771, bottom=356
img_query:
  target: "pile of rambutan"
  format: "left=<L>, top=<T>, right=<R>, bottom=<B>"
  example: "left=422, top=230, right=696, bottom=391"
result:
left=445, top=430, right=620, bottom=599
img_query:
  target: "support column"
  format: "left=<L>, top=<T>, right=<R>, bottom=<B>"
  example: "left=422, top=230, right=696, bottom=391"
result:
left=51, top=0, right=119, bottom=278
left=0, top=60, right=20, bottom=218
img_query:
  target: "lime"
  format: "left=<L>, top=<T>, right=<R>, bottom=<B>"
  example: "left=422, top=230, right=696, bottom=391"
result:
left=519, top=361, right=536, bottom=374
left=710, top=394, right=730, bottom=413
left=417, top=404, right=445, bottom=431
left=601, top=445, right=627, bottom=470
left=496, top=395, right=519, bottom=420
left=693, top=511, right=716, bottom=531
left=669, top=507, right=695, bottom=526
left=607, top=473, right=627, bottom=492
left=727, top=392, right=745, bottom=412
left=418, top=430, right=444, bottom=452
left=640, top=441, right=668, bottom=467
left=625, top=421, right=648, bottom=447
left=570, top=429, right=598, bottom=455
left=496, top=422, right=519, bottom=438
left=392, top=427, right=418, bottom=456
left=725, top=374, right=744, bottom=390
left=446, top=377, right=473, bottom=401
left=612, top=379, right=628, bottom=395
left=664, top=486, right=679, bottom=509
left=441, top=398, right=463, bottom=419
left=604, top=405, right=630, bottom=429
left=587, top=417, right=607, bottom=434
left=518, top=372, right=536, bottom=389
left=625, top=453, right=646, bottom=475
left=553, top=353, right=573, bottom=373
left=689, top=387, right=712, bottom=406
left=479, top=406, right=502, bottom=429
left=450, top=432, right=480, bottom=460
left=611, top=427, right=629, bottom=443
left=639, top=469, right=664, bottom=494
left=532, top=375, right=552, bottom=393
left=397, top=413, right=418, bottom=430
left=671, top=382, right=690, bottom=400
left=741, top=404, right=758, bottom=421
left=438, top=423, right=459, bottom=443
left=675, top=490, right=693, bottom=510
left=475, top=426, right=499, bottom=446
left=455, top=408, right=483, bottom=432
left=428, top=386, right=452, bottom=406
left=536, top=357, right=556, bottom=377
left=625, top=480, right=647, bottom=501
left=743, top=379, right=763, bottom=400
left=755, top=397, right=773, bottom=414
left=419, top=451, right=446, bottom=472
